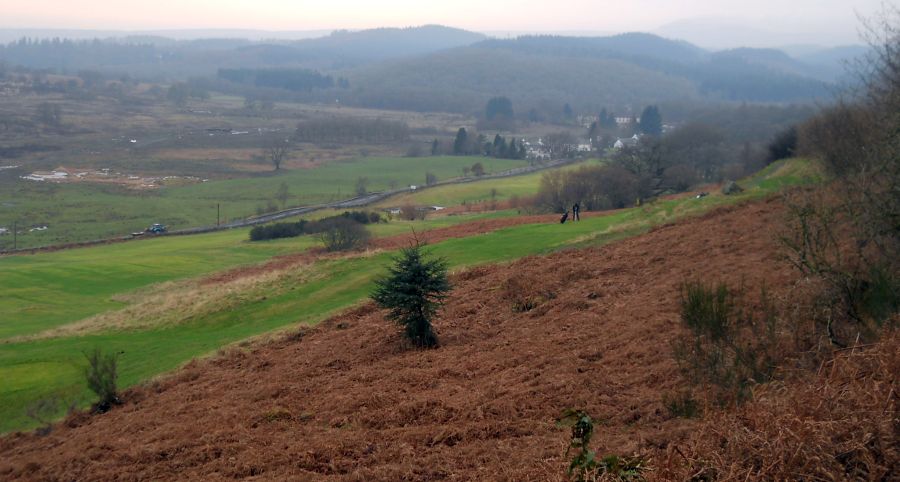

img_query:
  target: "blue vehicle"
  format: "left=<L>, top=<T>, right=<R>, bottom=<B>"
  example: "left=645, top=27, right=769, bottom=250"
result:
left=146, top=223, right=167, bottom=234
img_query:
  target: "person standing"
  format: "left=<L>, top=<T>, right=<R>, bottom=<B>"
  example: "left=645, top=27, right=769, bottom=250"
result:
left=572, top=202, right=581, bottom=221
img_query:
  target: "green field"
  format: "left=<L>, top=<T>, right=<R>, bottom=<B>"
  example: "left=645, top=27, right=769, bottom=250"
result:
left=1, top=209, right=519, bottom=341
left=374, top=159, right=601, bottom=208
left=0, top=159, right=821, bottom=433
left=0, top=155, right=529, bottom=249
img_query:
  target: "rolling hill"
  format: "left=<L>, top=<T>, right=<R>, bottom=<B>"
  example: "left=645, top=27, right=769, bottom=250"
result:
left=337, top=33, right=834, bottom=113
left=0, top=27, right=860, bottom=111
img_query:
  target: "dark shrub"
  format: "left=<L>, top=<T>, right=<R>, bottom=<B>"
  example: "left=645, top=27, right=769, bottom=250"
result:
left=249, top=220, right=307, bottom=241
left=83, top=348, right=120, bottom=413
left=673, top=282, right=780, bottom=405
left=341, top=210, right=382, bottom=225
left=318, top=217, right=370, bottom=252
left=766, top=125, right=797, bottom=163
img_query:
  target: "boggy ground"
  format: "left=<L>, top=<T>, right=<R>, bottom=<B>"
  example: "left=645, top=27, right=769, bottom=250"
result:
left=1, top=199, right=799, bottom=480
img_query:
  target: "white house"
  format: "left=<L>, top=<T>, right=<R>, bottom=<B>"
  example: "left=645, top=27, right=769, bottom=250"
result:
left=614, top=134, right=641, bottom=149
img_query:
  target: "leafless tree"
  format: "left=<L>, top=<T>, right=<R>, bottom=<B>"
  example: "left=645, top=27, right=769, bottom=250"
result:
left=265, top=138, right=292, bottom=171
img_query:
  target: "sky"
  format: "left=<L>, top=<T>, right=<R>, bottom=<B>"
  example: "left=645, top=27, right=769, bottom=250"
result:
left=0, top=0, right=887, bottom=47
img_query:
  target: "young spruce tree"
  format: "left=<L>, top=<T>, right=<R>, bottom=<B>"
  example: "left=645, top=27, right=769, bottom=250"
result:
left=371, top=243, right=450, bottom=348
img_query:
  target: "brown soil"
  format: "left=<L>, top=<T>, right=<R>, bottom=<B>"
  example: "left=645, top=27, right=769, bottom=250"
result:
left=0, top=199, right=806, bottom=480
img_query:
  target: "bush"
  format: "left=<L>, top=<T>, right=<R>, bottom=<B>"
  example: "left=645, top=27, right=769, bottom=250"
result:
left=341, top=210, right=382, bottom=225
left=318, top=217, right=370, bottom=252
left=371, top=243, right=450, bottom=348
left=249, top=220, right=307, bottom=241
left=662, top=390, right=701, bottom=419
left=83, top=348, right=120, bottom=413
left=557, top=409, right=648, bottom=481
left=250, top=211, right=382, bottom=241
left=766, top=125, right=797, bottom=163
left=785, top=10, right=899, bottom=339
left=780, top=190, right=899, bottom=346
left=673, top=282, right=780, bottom=405
left=399, top=204, right=423, bottom=221
left=26, top=394, right=78, bottom=435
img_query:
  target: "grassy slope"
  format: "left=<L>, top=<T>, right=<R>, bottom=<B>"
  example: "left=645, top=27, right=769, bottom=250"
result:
left=373, top=159, right=601, bottom=208
left=0, top=210, right=516, bottom=341
left=0, top=156, right=527, bottom=249
left=0, top=159, right=819, bottom=432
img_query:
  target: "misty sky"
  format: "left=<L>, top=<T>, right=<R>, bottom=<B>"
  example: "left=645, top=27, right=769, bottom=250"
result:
left=0, top=0, right=886, bottom=46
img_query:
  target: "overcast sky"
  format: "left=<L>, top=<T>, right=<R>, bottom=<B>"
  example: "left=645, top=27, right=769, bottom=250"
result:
left=0, top=0, right=886, bottom=46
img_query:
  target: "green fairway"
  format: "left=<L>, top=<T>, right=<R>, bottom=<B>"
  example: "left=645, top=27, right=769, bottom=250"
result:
left=0, top=210, right=520, bottom=341
left=0, top=158, right=821, bottom=433
left=0, top=155, right=528, bottom=249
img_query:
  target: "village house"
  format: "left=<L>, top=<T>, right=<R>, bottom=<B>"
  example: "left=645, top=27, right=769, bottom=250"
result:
left=523, top=138, right=551, bottom=161
left=615, top=116, right=640, bottom=125
left=614, top=134, right=641, bottom=149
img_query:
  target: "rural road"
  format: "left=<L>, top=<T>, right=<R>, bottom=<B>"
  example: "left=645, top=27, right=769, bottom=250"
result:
left=172, top=157, right=579, bottom=235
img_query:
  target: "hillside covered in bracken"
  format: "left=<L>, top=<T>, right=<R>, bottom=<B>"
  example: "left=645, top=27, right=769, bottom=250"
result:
left=2, top=198, right=896, bottom=480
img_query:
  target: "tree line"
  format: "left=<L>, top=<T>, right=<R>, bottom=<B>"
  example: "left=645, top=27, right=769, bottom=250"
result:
left=428, top=128, right=526, bottom=159
left=534, top=118, right=771, bottom=212
left=217, top=68, right=349, bottom=93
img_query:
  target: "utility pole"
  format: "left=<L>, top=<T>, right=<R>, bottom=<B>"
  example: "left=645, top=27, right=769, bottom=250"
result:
left=13, top=221, right=16, bottom=250
left=217, top=203, right=220, bottom=226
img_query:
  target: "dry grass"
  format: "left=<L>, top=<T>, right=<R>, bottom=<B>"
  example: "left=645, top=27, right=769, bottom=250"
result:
left=658, top=328, right=899, bottom=481
left=12, top=262, right=322, bottom=342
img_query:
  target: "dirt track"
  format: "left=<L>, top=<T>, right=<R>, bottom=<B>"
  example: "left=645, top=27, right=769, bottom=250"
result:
left=0, top=199, right=796, bottom=481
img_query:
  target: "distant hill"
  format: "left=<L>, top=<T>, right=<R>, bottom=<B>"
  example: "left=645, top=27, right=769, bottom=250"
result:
left=0, top=27, right=840, bottom=112
left=343, top=45, right=699, bottom=113
left=0, top=25, right=487, bottom=74
left=0, top=28, right=331, bottom=44
left=795, top=45, right=870, bottom=81
left=477, top=33, right=707, bottom=64
left=338, top=33, right=833, bottom=114
left=291, top=25, right=487, bottom=65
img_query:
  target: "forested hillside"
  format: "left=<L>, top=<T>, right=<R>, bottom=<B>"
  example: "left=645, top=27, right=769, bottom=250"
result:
left=0, top=28, right=857, bottom=113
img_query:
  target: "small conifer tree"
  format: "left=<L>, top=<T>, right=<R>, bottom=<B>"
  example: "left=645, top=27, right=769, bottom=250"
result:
left=371, top=243, right=450, bottom=348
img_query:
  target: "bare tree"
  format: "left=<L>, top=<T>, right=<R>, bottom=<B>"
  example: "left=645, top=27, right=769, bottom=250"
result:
left=265, top=138, right=292, bottom=171
left=400, top=204, right=422, bottom=221
left=779, top=5, right=900, bottom=346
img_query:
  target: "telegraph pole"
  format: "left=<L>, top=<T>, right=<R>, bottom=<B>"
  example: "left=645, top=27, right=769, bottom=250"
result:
left=13, top=221, right=16, bottom=250
left=217, top=203, right=220, bottom=226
